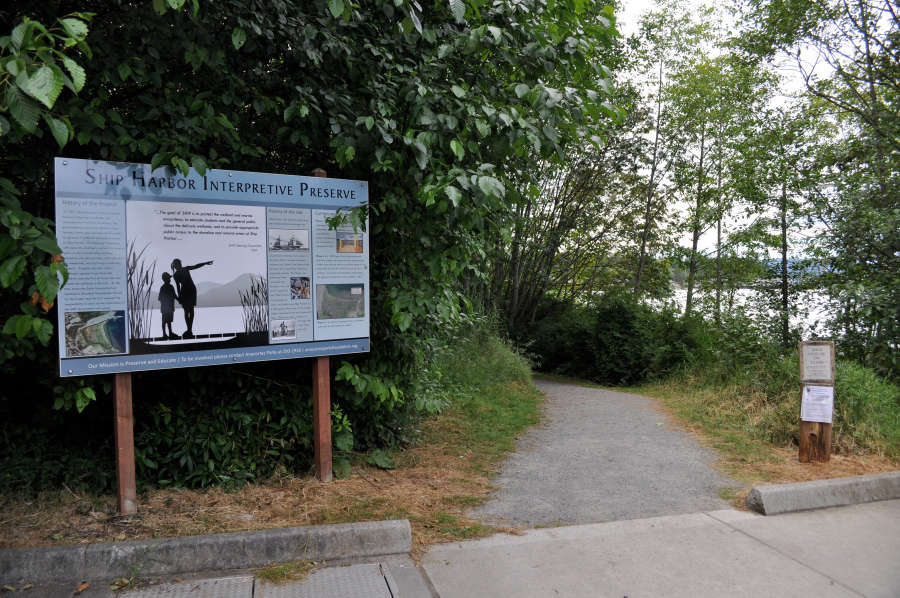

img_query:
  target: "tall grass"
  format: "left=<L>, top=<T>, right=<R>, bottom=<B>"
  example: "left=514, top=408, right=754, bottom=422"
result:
left=127, top=241, right=156, bottom=339
left=239, top=276, right=268, bottom=333
left=639, top=350, right=900, bottom=460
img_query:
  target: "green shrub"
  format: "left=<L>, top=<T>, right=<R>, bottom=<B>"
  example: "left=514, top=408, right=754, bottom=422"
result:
left=526, top=299, right=597, bottom=377
left=133, top=365, right=314, bottom=489
left=525, top=294, right=713, bottom=385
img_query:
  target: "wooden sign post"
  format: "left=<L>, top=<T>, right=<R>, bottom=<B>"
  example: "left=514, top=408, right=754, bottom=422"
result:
left=114, top=372, right=138, bottom=514
left=798, top=341, right=835, bottom=463
left=311, top=168, right=333, bottom=482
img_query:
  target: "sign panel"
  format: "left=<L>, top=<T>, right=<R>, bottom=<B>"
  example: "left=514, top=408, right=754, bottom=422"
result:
left=799, top=341, right=835, bottom=383
left=801, top=385, right=834, bottom=424
left=55, top=158, right=369, bottom=377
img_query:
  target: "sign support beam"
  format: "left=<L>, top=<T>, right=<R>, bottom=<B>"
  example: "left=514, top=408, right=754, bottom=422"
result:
left=312, top=167, right=332, bottom=482
left=114, top=372, right=138, bottom=514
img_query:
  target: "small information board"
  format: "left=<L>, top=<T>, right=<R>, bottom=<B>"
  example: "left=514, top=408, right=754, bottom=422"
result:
left=799, top=341, right=835, bottom=384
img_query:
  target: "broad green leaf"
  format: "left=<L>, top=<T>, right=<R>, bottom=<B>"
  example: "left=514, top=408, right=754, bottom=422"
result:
left=413, top=141, right=428, bottom=170
left=60, top=18, right=89, bottom=41
left=173, top=157, right=190, bottom=176
left=20, top=66, right=63, bottom=109
left=75, top=387, right=96, bottom=412
left=450, top=139, right=464, bottom=160
left=167, top=0, right=186, bottom=9
left=15, top=314, right=32, bottom=339
left=152, top=0, right=167, bottom=14
left=334, top=429, right=354, bottom=452
left=477, top=175, right=505, bottom=198
left=32, top=316, right=50, bottom=344
left=31, top=234, right=61, bottom=255
left=151, top=152, right=169, bottom=171
left=191, top=155, right=208, bottom=175
left=451, top=85, right=466, bottom=98
left=449, top=0, right=466, bottom=22
left=11, top=21, right=34, bottom=51
left=409, top=9, right=423, bottom=34
left=43, top=114, right=69, bottom=149
left=364, top=116, right=374, bottom=130
left=328, top=0, right=344, bottom=18
left=475, top=119, right=490, bottom=137
left=0, top=255, right=26, bottom=287
left=515, top=83, right=530, bottom=98
left=35, top=265, right=58, bottom=302
left=117, top=63, right=132, bottom=82
left=444, top=185, right=462, bottom=206
left=0, top=115, right=9, bottom=136
left=232, top=27, right=246, bottom=50
left=61, top=57, right=86, bottom=92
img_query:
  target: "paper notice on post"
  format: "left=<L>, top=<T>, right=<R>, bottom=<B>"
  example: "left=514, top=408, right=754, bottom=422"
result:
left=801, top=385, right=834, bottom=423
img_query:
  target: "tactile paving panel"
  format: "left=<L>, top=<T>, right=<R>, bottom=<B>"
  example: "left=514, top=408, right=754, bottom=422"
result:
left=122, top=575, right=254, bottom=597
left=256, top=563, right=393, bottom=598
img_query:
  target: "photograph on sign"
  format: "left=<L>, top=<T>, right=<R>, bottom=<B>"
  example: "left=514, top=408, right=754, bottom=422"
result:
left=800, top=385, right=834, bottom=424
left=126, top=200, right=268, bottom=351
left=55, top=158, right=370, bottom=376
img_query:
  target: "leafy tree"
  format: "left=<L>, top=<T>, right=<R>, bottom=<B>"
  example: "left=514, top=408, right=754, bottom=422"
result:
left=740, top=0, right=900, bottom=376
left=1, top=0, right=622, bottom=485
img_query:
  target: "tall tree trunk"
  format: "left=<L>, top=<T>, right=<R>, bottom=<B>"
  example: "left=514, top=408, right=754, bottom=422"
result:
left=714, top=143, right=723, bottom=325
left=780, top=180, right=790, bottom=347
left=685, top=127, right=706, bottom=317
left=634, top=60, right=665, bottom=293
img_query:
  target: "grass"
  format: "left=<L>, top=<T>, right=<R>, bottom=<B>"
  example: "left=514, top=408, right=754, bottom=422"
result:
left=626, top=368, right=900, bottom=506
left=0, top=331, right=541, bottom=559
left=254, top=560, right=315, bottom=585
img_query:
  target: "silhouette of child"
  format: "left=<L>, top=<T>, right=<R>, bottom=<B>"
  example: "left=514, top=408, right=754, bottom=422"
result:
left=171, top=258, right=213, bottom=339
left=158, top=272, right=179, bottom=339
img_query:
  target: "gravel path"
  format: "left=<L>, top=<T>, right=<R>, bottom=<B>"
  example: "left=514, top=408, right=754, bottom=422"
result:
left=470, top=378, right=736, bottom=526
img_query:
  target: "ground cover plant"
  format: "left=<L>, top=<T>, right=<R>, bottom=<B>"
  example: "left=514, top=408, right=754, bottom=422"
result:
left=0, top=326, right=540, bottom=558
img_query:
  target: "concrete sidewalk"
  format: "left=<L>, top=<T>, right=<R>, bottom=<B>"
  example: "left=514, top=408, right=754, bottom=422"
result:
left=16, top=500, right=899, bottom=596
left=423, top=499, right=900, bottom=598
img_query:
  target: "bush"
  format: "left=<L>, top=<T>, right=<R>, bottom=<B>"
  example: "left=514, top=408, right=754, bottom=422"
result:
left=526, top=299, right=597, bottom=377
left=525, top=294, right=713, bottom=385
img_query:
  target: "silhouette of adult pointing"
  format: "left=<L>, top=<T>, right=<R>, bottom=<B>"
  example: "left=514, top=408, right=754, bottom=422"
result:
left=171, top=258, right=213, bottom=339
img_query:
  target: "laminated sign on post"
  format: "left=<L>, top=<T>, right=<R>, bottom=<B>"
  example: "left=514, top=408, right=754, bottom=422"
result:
left=54, top=158, right=370, bottom=376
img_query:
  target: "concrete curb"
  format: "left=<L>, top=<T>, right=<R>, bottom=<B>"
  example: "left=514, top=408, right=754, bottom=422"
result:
left=0, top=519, right=411, bottom=585
left=746, top=471, right=900, bottom=515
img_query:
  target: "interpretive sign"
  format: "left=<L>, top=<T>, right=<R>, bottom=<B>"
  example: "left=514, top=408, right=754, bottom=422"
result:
left=799, top=341, right=835, bottom=383
left=55, top=158, right=369, bottom=377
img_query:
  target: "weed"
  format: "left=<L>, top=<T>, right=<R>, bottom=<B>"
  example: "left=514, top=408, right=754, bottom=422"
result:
left=254, top=560, right=315, bottom=585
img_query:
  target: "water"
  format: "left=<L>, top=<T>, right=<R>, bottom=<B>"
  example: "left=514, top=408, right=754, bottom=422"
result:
left=662, top=288, right=831, bottom=335
left=136, top=306, right=248, bottom=339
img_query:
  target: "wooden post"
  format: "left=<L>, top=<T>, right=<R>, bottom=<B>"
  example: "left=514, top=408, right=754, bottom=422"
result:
left=113, top=373, right=138, bottom=514
left=798, top=341, right=835, bottom=463
left=798, top=420, right=832, bottom=463
left=311, top=167, right=333, bottom=482
left=312, top=356, right=333, bottom=482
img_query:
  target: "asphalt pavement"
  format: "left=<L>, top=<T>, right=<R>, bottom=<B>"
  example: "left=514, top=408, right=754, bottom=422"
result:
left=471, top=378, right=736, bottom=526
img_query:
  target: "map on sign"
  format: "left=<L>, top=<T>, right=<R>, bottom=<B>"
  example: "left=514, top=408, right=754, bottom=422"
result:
left=55, top=158, right=370, bottom=377
left=64, top=311, right=127, bottom=356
